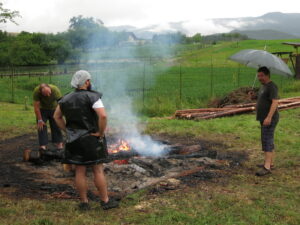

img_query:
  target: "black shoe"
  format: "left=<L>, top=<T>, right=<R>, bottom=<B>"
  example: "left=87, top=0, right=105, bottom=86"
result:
left=78, top=202, right=90, bottom=211
left=101, top=198, right=119, bottom=210
left=255, top=166, right=271, bottom=176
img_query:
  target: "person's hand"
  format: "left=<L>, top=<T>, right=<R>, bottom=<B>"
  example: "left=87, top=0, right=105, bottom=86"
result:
left=263, top=117, right=271, bottom=126
left=248, top=90, right=254, bottom=96
left=90, top=132, right=104, bottom=138
left=248, top=90, right=257, bottom=100
left=37, top=120, right=45, bottom=131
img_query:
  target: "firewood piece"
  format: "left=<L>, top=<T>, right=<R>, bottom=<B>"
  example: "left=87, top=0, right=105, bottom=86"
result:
left=167, top=150, right=217, bottom=159
left=173, top=166, right=205, bottom=178
left=175, top=108, right=230, bottom=115
left=278, top=102, right=300, bottom=109
left=278, top=96, right=300, bottom=102
left=23, top=149, right=40, bottom=162
left=194, top=107, right=255, bottom=120
left=130, top=158, right=163, bottom=177
left=177, top=145, right=202, bottom=155
left=223, top=103, right=256, bottom=108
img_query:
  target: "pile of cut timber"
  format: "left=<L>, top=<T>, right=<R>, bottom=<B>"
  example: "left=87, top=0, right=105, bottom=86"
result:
left=175, top=97, right=300, bottom=120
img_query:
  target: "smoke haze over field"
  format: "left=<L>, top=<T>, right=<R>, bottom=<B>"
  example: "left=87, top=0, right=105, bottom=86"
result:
left=81, top=46, right=171, bottom=157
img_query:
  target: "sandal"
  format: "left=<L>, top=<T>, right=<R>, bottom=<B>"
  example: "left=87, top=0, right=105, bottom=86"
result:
left=78, top=202, right=90, bottom=211
left=256, top=164, right=275, bottom=170
left=255, top=166, right=271, bottom=176
left=101, top=198, right=119, bottom=210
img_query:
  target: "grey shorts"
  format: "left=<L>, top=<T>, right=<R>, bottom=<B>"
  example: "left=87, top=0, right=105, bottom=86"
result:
left=260, top=119, right=278, bottom=152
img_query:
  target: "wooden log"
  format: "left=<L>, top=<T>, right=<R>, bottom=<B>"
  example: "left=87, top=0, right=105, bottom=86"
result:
left=175, top=108, right=232, bottom=117
left=194, top=107, right=256, bottom=120
left=63, top=164, right=73, bottom=172
left=223, top=103, right=256, bottom=108
left=278, top=96, right=300, bottom=102
left=23, top=149, right=40, bottom=162
left=188, top=111, right=226, bottom=119
left=279, top=105, right=300, bottom=111
left=176, top=112, right=215, bottom=119
left=278, top=102, right=300, bottom=109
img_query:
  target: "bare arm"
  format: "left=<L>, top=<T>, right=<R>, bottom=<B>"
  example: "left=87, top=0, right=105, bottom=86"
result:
left=263, top=99, right=278, bottom=126
left=33, top=101, right=42, bottom=120
left=53, top=105, right=66, bottom=132
left=33, top=101, right=45, bottom=130
left=91, top=108, right=107, bottom=137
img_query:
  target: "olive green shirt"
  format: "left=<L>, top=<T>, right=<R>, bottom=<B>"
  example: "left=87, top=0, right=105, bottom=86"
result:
left=33, top=84, right=62, bottom=110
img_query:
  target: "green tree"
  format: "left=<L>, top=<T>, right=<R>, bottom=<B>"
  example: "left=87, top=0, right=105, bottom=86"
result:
left=0, top=2, right=20, bottom=24
left=67, top=15, right=117, bottom=50
left=69, top=15, right=103, bottom=30
left=9, top=36, right=49, bottom=66
left=192, top=33, right=202, bottom=43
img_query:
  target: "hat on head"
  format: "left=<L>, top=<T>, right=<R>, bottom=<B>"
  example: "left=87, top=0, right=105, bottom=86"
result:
left=71, top=70, right=91, bottom=88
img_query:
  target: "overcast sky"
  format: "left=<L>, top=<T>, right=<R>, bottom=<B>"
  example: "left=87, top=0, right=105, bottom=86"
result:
left=3, top=0, right=300, bottom=35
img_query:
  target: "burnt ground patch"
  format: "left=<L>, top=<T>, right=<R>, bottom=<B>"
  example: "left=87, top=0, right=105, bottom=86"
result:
left=0, top=133, right=248, bottom=201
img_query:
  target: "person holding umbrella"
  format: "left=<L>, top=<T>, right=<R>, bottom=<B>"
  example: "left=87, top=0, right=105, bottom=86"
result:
left=229, top=49, right=293, bottom=176
left=249, top=66, right=279, bottom=176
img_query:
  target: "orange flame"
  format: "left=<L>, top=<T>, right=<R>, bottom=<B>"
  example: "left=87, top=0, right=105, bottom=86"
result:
left=108, top=139, right=131, bottom=165
left=108, top=139, right=131, bottom=154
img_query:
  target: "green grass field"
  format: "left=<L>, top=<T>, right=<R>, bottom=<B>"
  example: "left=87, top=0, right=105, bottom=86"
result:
left=0, top=39, right=300, bottom=225
left=0, top=102, right=299, bottom=225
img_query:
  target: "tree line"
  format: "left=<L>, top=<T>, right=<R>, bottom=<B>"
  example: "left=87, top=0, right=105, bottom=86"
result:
left=0, top=15, right=145, bottom=66
left=0, top=2, right=249, bottom=67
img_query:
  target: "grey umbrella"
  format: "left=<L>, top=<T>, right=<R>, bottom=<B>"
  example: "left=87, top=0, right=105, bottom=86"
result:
left=229, top=49, right=293, bottom=87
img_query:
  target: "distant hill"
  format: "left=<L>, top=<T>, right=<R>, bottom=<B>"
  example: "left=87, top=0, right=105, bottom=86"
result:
left=108, top=22, right=188, bottom=40
left=213, top=12, right=300, bottom=39
left=231, top=29, right=299, bottom=40
left=109, top=12, right=300, bottom=40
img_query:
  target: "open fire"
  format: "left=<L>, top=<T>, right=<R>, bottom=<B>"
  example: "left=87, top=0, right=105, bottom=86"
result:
left=108, top=139, right=132, bottom=164
left=17, top=133, right=248, bottom=199
left=108, top=139, right=131, bottom=154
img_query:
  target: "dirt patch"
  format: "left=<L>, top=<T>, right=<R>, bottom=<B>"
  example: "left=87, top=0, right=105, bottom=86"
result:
left=0, top=133, right=248, bottom=201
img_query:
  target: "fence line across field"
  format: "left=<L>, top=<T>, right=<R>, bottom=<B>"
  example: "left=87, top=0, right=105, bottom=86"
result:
left=0, top=63, right=293, bottom=112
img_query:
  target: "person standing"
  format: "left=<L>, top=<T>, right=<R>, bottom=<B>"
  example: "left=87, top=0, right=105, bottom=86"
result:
left=33, top=83, right=63, bottom=151
left=54, top=70, right=119, bottom=210
left=250, top=66, right=279, bottom=176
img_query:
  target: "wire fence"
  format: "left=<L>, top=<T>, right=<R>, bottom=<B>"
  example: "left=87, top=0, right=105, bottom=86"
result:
left=0, top=62, right=294, bottom=114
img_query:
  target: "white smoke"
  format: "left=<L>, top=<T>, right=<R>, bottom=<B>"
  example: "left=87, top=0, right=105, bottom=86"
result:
left=86, top=46, right=171, bottom=157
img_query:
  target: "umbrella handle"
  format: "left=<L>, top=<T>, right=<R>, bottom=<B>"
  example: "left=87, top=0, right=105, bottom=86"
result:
left=251, top=74, right=257, bottom=89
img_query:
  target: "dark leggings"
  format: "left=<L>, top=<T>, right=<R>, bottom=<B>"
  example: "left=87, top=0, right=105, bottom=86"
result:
left=38, top=109, right=63, bottom=146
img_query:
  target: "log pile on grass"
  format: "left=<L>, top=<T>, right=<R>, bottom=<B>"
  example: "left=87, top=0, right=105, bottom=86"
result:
left=175, top=95, right=300, bottom=120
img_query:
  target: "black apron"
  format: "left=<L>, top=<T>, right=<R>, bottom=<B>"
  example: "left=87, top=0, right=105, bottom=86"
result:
left=59, top=90, right=108, bottom=165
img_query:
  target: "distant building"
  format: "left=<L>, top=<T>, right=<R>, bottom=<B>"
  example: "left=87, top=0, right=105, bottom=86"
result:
left=119, top=32, right=147, bottom=46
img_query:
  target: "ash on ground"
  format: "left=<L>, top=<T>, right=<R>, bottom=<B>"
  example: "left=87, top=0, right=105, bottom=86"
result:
left=0, top=134, right=248, bottom=200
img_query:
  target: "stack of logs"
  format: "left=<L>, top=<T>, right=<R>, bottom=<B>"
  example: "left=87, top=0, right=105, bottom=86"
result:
left=175, top=96, right=300, bottom=120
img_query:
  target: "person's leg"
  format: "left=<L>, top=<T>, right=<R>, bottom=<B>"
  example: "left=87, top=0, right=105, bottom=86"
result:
left=75, top=165, right=88, bottom=203
left=271, top=152, right=275, bottom=167
left=38, top=109, right=48, bottom=149
left=48, top=110, right=63, bottom=149
left=92, top=164, right=109, bottom=202
left=263, top=119, right=278, bottom=169
left=257, top=120, right=277, bottom=176
left=264, top=152, right=273, bottom=170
